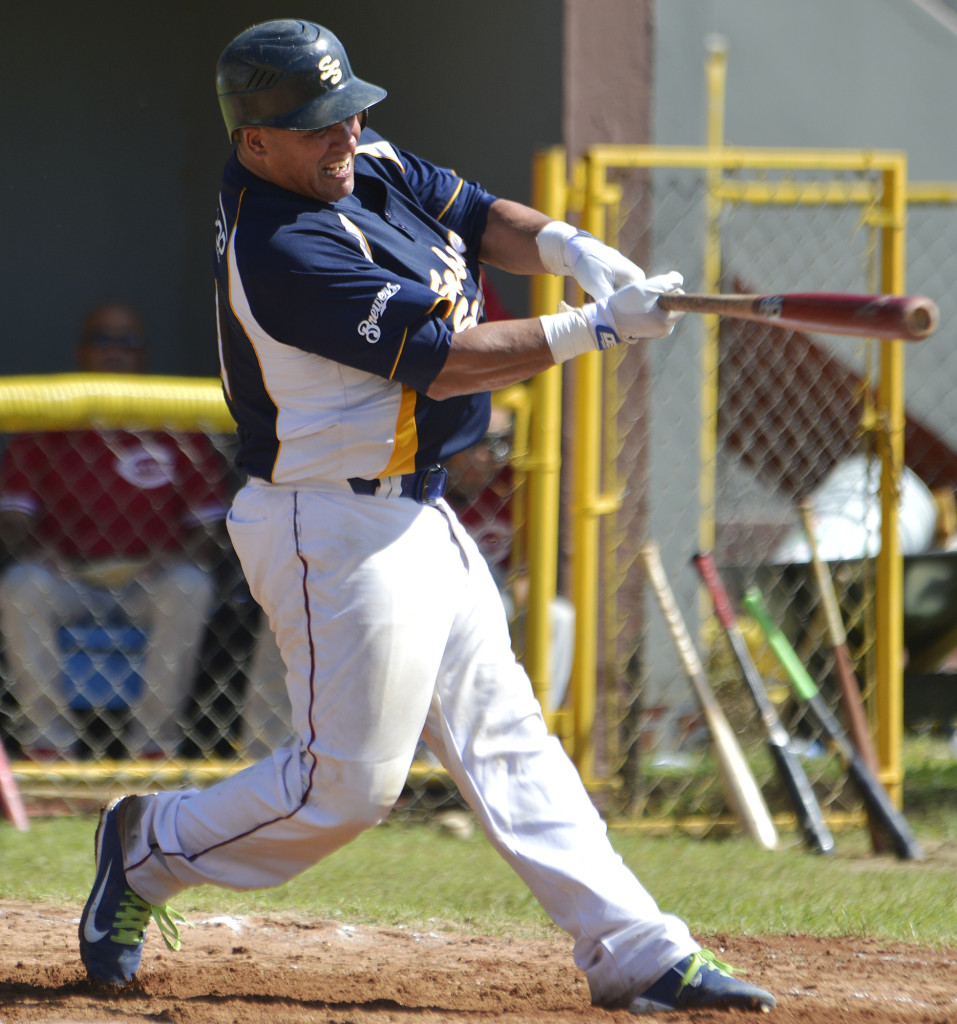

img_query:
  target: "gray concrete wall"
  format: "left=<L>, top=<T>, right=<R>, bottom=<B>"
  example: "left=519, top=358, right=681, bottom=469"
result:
left=656, top=0, right=957, bottom=175
left=653, top=1, right=957, bottom=470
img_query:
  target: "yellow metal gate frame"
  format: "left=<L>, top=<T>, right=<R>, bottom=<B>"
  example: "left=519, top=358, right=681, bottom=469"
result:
left=530, top=144, right=910, bottom=802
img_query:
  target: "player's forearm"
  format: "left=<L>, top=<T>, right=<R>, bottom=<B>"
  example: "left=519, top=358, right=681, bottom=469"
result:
left=426, top=318, right=555, bottom=400
left=479, top=199, right=552, bottom=275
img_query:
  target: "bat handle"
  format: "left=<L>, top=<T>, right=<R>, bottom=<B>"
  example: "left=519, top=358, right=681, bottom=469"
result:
left=656, top=289, right=685, bottom=312
left=692, top=552, right=736, bottom=629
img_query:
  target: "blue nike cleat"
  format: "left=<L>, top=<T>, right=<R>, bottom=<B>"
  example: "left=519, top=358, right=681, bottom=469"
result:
left=78, top=797, right=185, bottom=986
left=627, top=949, right=776, bottom=1015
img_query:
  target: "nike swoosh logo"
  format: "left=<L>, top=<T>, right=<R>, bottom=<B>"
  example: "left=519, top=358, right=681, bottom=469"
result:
left=83, top=864, right=113, bottom=943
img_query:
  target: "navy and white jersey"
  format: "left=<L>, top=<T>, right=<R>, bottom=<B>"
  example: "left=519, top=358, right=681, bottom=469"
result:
left=214, top=128, right=497, bottom=485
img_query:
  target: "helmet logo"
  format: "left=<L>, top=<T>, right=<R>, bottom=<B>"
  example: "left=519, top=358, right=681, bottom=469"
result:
left=318, top=55, right=343, bottom=85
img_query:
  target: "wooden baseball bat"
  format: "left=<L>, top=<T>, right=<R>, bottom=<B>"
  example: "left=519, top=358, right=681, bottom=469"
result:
left=742, top=586, right=923, bottom=860
left=799, top=501, right=889, bottom=853
left=656, top=291, right=938, bottom=342
left=692, top=553, right=834, bottom=854
left=640, top=542, right=779, bottom=851
left=0, top=736, right=29, bottom=832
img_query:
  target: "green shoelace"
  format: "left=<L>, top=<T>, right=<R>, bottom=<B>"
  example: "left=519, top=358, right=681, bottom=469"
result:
left=679, top=949, right=739, bottom=991
left=111, top=889, right=188, bottom=951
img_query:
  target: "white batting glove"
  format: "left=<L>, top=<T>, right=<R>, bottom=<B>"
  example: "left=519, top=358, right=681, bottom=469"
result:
left=599, top=271, right=685, bottom=341
left=536, top=220, right=646, bottom=299
left=540, top=274, right=685, bottom=364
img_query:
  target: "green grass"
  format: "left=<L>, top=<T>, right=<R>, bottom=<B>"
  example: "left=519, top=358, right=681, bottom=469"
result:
left=2, top=737, right=955, bottom=947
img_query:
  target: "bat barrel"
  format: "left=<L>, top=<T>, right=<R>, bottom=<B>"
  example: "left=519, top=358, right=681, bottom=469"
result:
left=657, top=291, right=939, bottom=342
left=905, top=301, right=938, bottom=338
left=640, top=543, right=779, bottom=851
left=693, top=552, right=834, bottom=855
left=743, top=586, right=924, bottom=861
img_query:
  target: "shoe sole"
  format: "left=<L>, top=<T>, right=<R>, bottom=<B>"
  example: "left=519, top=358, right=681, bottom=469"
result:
left=627, top=994, right=773, bottom=1015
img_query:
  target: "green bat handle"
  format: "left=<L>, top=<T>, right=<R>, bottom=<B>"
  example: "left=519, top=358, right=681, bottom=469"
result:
left=741, top=588, right=819, bottom=702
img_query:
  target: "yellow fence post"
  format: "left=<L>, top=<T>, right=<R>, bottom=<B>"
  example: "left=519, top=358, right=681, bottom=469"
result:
left=875, top=156, right=909, bottom=805
left=566, top=152, right=611, bottom=782
left=700, top=36, right=728, bottom=566
left=528, top=148, right=568, bottom=734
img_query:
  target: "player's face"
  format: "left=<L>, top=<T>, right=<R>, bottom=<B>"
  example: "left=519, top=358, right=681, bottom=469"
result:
left=243, top=117, right=362, bottom=203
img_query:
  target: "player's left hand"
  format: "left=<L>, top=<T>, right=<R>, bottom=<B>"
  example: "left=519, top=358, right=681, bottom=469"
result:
left=537, top=220, right=647, bottom=299
left=542, top=273, right=686, bottom=363
left=595, top=273, right=686, bottom=342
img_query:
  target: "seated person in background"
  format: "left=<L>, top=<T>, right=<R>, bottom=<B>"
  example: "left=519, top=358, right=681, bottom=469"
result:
left=0, top=303, right=229, bottom=759
left=445, top=405, right=575, bottom=713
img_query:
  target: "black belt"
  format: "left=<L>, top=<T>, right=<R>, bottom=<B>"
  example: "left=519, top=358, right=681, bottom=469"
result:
left=347, top=465, right=448, bottom=504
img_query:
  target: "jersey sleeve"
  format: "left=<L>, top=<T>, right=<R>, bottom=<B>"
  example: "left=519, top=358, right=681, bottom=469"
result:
left=390, top=147, right=497, bottom=252
left=235, top=218, right=462, bottom=394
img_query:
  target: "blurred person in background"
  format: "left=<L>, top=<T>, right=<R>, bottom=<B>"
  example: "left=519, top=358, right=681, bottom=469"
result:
left=0, top=303, right=229, bottom=760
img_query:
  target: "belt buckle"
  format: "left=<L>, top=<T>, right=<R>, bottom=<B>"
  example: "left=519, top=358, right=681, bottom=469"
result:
left=416, top=466, right=448, bottom=504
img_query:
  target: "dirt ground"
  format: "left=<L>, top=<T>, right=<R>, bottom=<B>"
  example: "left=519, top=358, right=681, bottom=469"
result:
left=0, top=901, right=954, bottom=1023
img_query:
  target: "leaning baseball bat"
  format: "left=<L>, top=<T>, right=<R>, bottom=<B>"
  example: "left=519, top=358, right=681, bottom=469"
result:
left=799, top=501, right=889, bottom=853
left=656, top=292, right=938, bottom=342
left=0, top=736, right=29, bottom=832
left=742, top=586, right=923, bottom=860
left=640, top=542, right=778, bottom=851
left=692, top=553, right=834, bottom=854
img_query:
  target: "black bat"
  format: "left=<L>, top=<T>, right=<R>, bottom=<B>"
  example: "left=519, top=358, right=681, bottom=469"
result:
left=693, top=553, right=834, bottom=855
left=799, top=501, right=889, bottom=854
left=743, top=586, right=923, bottom=861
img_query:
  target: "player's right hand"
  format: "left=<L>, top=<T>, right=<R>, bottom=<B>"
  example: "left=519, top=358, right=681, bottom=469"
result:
left=536, top=220, right=647, bottom=299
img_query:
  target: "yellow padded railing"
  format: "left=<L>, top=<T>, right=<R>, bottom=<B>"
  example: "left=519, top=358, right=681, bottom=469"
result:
left=0, top=374, right=235, bottom=433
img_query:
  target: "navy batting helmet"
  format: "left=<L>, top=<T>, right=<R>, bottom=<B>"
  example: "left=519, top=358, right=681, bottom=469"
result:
left=216, top=20, right=387, bottom=140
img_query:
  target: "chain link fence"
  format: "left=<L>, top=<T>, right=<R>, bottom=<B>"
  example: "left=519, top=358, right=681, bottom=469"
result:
left=580, top=149, right=954, bottom=834
left=0, top=384, right=547, bottom=817
left=0, top=426, right=259, bottom=786
left=1, top=154, right=952, bottom=835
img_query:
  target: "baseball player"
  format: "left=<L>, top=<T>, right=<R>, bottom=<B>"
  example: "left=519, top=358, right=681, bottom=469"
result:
left=78, top=20, right=775, bottom=1015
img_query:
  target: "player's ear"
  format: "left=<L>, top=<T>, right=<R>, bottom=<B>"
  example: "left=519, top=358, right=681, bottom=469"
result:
left=239, top=126, right=268, bottom=158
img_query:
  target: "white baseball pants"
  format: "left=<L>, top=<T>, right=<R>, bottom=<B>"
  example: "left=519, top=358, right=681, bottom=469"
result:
left=125, top=481, right=697, bottom=1005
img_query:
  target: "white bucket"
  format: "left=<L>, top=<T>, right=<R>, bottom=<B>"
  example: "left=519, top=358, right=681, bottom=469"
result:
left=773, top=455, right=937, bottom=563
